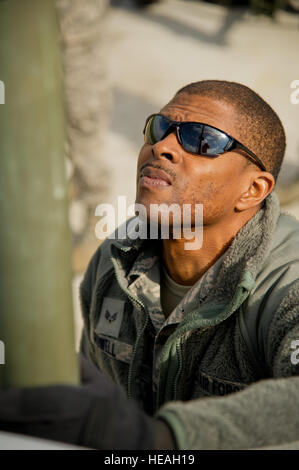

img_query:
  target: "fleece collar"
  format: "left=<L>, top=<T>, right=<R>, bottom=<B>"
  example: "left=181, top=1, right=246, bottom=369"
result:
left=212, top=191, right=280, bottom=303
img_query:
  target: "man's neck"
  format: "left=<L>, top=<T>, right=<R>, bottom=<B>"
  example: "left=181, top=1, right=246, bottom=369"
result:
left=161, top=207, right=259, bottom=286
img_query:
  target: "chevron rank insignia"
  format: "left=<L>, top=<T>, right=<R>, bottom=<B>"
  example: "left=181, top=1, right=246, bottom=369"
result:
left=95, top=297, right=125, bottom=338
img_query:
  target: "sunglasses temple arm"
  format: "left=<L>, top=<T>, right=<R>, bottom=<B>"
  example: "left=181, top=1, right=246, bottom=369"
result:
left=237, top=143, right=267, bottom=172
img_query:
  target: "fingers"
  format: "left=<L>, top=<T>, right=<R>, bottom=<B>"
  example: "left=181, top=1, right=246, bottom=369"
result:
left=79, top=353, right=125, bottom=399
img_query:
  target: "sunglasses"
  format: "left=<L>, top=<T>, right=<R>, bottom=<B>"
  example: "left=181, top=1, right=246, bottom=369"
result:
left=143, top=113, right=267, bottom=172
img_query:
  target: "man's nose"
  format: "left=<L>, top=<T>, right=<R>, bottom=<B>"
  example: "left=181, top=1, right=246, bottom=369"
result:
left=151, top=131, right=182, bottom=164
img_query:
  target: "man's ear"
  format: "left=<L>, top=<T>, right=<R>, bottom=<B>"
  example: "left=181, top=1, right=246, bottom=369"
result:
left=235, top=171, right=275, bottom=212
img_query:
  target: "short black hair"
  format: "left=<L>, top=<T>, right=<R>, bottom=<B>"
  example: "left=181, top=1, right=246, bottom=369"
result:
left=175, top=80, right=286, bottom=180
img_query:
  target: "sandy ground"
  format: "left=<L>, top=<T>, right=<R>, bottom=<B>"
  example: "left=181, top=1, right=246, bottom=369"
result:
left=73, top=1, right=299, bottom=348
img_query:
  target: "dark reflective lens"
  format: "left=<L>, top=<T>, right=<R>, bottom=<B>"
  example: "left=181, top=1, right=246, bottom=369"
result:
left=144, top=115, right=171, bottom=144
left=179, top=123, right=204, bottom=154
left=200, top=127, right=230, bottom=155
left=180, top=123, right=230, bottom=155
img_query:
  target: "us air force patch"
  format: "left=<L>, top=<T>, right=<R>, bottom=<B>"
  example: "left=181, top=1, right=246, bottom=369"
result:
left=95, top=297, right=125, bottom=338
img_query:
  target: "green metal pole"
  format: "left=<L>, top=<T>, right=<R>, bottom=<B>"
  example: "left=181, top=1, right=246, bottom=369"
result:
left=0, top=0, right=79, bottom=387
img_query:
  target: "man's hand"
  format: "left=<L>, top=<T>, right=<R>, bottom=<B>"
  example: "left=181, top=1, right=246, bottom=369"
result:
left=0, top=354, right=175, bottom=449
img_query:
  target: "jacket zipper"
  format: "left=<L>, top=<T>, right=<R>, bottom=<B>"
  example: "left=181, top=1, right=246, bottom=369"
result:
left=173, top=339, right=183, bottom=400
left=155, top=336, right=182, bottom=411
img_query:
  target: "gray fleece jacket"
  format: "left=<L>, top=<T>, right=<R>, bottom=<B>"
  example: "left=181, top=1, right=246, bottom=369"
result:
left=80, top=191, right=299, bottom=449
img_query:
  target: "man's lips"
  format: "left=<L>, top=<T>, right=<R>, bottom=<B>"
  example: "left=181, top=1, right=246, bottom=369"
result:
left=140, top=167, right=172, bottom=187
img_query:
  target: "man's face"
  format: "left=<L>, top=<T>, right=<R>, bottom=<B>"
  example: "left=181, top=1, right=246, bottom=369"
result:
left=135, top=93, right=254, bottom=227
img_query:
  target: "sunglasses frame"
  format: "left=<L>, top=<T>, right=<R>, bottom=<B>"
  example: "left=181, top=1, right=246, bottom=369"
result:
left=143, top=113, right=267, bottom=172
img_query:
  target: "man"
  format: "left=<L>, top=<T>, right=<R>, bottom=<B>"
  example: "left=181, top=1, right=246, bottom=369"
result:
left=79, top=80, right=299, bottom=448
left=1, top=80, right=299, bottom=449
